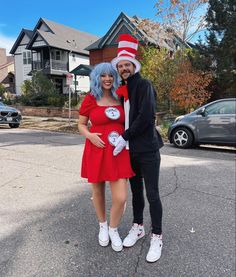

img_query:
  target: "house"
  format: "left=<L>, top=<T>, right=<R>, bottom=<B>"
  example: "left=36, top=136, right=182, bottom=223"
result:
left=0, top=48, right=15, bottom=93
left=86, top=12, right=189, bottom=65
left=10, top=18, right=99, bottom=95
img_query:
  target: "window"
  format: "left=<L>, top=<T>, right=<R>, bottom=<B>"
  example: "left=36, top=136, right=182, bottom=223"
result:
left=23, top=51, right=32, bottom=64
left=55, top=50, right=61, bottom=60
left=206, top=101, right=236, bottom=115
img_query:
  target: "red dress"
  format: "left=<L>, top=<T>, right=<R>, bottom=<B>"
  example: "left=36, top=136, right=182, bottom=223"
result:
left=79, top=94, right=135, bottom=183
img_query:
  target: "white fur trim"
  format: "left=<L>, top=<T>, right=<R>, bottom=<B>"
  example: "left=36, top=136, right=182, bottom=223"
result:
left=118, top=41, right=138, bottom=50
left=118, top=50, right=135, bottom=58
left=111, top=56, right=141, bottom=73
left=124, top=100, right=130, bottom=150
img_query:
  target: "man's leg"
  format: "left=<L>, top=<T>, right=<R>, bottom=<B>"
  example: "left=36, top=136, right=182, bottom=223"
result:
left=129, top=153, right=145, bottom=224
left=141, top=150, right=162, bottom=235
left=140, top=150, right=163, bottom=262
left=123, top=153, right=145, bottom=247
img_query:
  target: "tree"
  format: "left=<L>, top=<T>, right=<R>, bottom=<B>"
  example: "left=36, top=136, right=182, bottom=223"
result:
left=197, top=0, right=236, bottom=97
left=20, top=71, right=65, bottom=107
left=0, top=84, right=6, bottom=99
left=140, top=46, right=178, bottom=111
left=170, top=60, right=212, bottom=112
left=155, top=0, right=208, bottom=43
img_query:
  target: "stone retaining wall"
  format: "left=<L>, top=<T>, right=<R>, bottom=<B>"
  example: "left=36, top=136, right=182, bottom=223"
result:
left=16, top=106, right=79, bottom=119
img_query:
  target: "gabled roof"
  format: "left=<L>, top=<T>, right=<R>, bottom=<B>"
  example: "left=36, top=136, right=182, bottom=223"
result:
left=86, top=12, right=189, bottom=51
left=70, top=64, right=93, bottom=76
left=27, top=18, right=99, bottom=55
left=10, top=29, right=33, bottom=54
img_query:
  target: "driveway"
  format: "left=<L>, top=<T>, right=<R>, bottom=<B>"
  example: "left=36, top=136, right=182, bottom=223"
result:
left=0, top=128, right=235, bottom=277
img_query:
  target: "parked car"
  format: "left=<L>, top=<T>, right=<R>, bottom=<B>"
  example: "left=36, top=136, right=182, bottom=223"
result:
left=0, top=101, right=22, bottom=128
left=168, top=98, right=236, bottom=149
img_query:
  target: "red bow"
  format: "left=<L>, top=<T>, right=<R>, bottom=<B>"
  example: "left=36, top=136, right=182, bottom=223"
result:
left=116, top=85, right=129, bottom=101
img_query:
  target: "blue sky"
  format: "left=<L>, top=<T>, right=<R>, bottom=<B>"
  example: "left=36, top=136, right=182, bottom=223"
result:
left=0, top=0, right=207, bottom=54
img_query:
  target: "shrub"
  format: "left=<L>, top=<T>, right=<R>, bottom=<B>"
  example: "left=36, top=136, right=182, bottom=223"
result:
left=20, top=72, right=66, bottom=107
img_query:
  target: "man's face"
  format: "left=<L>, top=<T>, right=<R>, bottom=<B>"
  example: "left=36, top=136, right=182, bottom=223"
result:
left=117, top=60, right=136, bottom=81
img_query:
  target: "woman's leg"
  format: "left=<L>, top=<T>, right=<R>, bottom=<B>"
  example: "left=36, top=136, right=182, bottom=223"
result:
left=108, top=178, right=128, bottom=252
left=92, top=182, right=109, bottom=247
left=109, top=179, right=128, bottom=228
left=91, top=182, right=106, bottom=222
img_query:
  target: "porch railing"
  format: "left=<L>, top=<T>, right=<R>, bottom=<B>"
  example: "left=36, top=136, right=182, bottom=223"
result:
left=32, top=59, right=68, bottom=71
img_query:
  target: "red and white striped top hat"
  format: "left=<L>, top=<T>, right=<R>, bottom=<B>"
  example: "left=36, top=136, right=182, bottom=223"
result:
left=111, top=34, right=141, bottom=73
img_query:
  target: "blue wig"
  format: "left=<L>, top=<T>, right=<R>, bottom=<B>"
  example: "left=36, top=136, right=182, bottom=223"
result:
left=90, top=62, right=119, bottom=100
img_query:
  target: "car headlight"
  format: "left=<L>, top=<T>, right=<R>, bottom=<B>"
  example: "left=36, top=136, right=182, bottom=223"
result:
left=174, top=115, right=184, bottom=123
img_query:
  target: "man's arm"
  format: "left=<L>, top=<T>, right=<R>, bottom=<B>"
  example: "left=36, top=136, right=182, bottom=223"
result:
left=123, top=80, right=156, bottom=141
left=113, top=80, right=156, bottom=156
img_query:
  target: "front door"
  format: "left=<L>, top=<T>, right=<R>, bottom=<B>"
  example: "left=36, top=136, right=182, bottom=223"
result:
left=54, top=78, right=63, bottom=94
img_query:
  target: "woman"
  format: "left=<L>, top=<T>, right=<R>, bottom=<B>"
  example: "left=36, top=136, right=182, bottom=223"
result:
left=78, top=62, right=134, bottom=252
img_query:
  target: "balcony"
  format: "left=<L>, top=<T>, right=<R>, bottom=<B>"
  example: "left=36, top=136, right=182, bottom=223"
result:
left=32, top=59, right=68, bottom=73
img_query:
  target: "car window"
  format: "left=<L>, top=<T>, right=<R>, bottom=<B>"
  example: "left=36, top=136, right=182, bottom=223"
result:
left=206, top=101, right=236, bottom=115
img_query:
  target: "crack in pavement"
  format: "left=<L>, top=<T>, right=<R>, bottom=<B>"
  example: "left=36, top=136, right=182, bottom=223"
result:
left=0, top=157, right=78, bottom=177
left=162, top=166, right=234, bottom=201
left=131, top=168, right=179, bottom=274
left=178, top=186, right=235, bottom=201
left=162, top=167, right=179, bottom=199
left=133, top=164, right=234, bottom=274
left=133, top=230, right=148, bottom=275
left=0, top=166, right=32, bottom=188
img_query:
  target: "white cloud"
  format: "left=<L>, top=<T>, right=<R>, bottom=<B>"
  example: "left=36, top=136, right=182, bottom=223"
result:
left=0, top=32, right=16, bottom=55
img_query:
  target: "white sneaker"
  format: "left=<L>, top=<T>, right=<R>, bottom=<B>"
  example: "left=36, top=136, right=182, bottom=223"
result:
left=98, top=222, right=109, bottom=247
left=146, top=234, right=163, bottom=263
left=123, top=223, right=145, bottom=247
left=109, top=227, right=123, bottom=252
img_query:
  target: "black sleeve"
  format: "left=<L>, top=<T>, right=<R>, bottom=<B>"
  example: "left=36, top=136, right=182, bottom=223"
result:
left=122, top=80, right=156, bottom=141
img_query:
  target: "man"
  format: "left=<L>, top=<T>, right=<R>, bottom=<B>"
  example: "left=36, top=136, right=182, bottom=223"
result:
left=111, top=34, right=164, bottom=263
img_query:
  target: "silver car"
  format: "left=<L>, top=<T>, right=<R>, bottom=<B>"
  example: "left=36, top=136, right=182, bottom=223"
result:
left=168, top=98, right=236, bottom=148
left=0, top=101, right=22, bottom=128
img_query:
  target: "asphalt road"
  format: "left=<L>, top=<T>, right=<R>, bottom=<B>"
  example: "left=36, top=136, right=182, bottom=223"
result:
left=0, top=128, right=235, bottom=277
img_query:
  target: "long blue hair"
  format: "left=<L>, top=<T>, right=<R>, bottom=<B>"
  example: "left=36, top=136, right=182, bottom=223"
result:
left=90, top=62, right=119, bottom=100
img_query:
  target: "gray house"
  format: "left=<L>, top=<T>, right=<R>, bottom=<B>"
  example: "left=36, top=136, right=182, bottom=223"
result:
left=10, top=18, right=99, bottom=95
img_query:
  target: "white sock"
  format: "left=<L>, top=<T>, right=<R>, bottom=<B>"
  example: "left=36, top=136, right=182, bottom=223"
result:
left=99, top=221, right=108, bottom=227
left=109, top=226, right=118, bottom=233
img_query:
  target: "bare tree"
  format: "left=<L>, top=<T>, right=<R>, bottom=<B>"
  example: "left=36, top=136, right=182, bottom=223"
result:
left=154, top=0, right=208, bottom=43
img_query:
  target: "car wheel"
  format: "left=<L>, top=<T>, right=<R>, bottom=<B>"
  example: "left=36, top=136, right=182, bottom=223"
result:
left=9, top=123, right=20, bottom=128
left=172, top=127, right=193, bottom=149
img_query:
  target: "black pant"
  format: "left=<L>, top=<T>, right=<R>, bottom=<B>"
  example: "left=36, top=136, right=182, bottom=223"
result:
left=129, top=150, right=162, bottom=235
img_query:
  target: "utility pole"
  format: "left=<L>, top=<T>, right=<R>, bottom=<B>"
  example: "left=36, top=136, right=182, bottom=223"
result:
left=66, top=73, right=73, bottom=125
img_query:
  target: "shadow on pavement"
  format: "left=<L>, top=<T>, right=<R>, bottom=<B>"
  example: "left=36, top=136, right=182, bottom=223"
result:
left=1, top=161, right=235, bottom=277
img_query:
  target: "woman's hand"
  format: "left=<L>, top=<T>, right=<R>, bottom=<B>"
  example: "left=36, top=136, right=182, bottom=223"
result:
left=88, top=133, right=105, bottom=148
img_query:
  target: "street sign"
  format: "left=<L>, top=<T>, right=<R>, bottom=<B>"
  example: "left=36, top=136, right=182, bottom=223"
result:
left=66, top=73, right=73, bottom=86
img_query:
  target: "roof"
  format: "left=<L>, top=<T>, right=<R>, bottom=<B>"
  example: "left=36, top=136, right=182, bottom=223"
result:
left=86, top=12, right=189, bottom=51
left=27, top=18, right=99, bottom=55
left=70, top=64, right=93, bottom=76
left=10, top=29, right=33, bottom=54
left=0, top=56, right=14, bottom=70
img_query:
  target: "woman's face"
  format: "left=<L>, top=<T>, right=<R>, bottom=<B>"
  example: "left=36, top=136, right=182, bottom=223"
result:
left=100, top=73, right=114, bottom=90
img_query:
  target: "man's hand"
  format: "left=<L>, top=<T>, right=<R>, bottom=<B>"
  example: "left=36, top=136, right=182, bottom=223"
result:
left=113, top=135, right=126, bottom=156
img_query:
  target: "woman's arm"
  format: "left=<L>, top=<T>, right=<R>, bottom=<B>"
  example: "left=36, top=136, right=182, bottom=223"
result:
left=78, top=115, right=105, bottom=148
